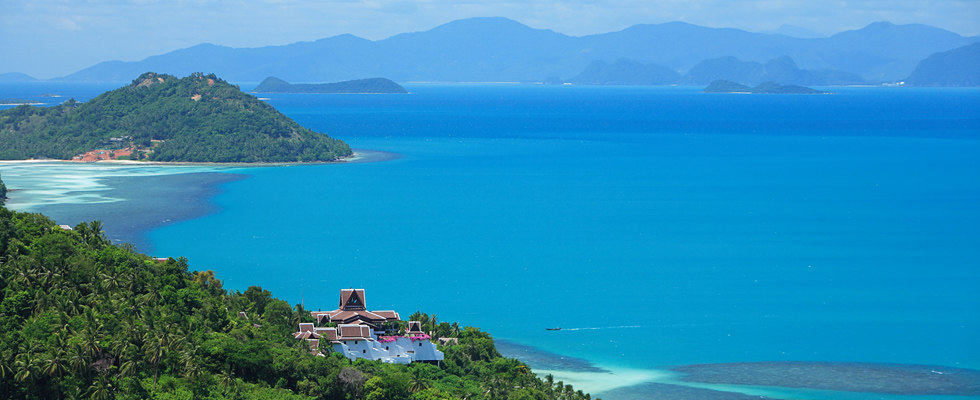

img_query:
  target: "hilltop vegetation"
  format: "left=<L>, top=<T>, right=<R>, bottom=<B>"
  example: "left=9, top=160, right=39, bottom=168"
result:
left=0, top=72, right=352, bottom=162
left=0, top=203, right=594, bottom=399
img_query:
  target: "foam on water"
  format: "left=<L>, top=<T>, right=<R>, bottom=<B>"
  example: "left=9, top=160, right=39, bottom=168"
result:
left=535, top=366, right=668, bottom=394
left=0, top=162, right=233, bottom=210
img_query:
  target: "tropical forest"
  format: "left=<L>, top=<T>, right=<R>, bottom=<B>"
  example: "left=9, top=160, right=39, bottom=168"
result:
left=0, top=72, right=352, bottom=163
left=0, top=173, right=594, bottom=400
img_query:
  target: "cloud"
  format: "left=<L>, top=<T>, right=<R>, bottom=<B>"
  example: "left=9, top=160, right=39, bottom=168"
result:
left=48, top=16, right=80, bottom=30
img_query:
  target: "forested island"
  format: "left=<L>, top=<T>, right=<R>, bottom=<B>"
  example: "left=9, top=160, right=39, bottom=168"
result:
left=703, top=80, right=827, bottom=94
left=0, top=72, right=352, bottom=162
left=0, top=195, right=595, bottom=399
left=253, top=77, right=408, bottom=94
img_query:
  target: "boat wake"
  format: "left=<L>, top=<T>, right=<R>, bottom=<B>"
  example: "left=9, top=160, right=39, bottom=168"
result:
left=558, top=325, right=642, bottom=331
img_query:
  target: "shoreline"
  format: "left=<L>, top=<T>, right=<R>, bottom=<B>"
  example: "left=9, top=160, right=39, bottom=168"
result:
left=0, top=148, right=401, bottom=167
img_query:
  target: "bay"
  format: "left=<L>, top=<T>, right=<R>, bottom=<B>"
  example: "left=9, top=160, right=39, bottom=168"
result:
left=3, top=83, right=978, bottom=398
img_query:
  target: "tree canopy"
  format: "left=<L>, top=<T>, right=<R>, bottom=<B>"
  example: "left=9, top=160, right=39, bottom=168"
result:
left=0, top=72, right=352, bottom=162
left=0, top=204, right=595, bottom=399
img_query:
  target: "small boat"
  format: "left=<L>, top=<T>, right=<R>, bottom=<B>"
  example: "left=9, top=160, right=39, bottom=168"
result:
left=546, top=327, right=562, bottom=331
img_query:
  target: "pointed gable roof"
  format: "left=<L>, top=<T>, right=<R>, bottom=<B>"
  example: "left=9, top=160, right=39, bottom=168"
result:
left=407, top=321, right=424, bottom=334
left=340, top=289, right=366, bottom=311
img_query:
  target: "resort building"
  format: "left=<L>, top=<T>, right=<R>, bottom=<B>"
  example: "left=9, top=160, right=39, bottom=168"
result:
left=294, top=289, right=444, bottom=364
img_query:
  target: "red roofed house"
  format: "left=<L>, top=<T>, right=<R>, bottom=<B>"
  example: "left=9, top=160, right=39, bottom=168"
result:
left=294, top=289, right=443, bottom=364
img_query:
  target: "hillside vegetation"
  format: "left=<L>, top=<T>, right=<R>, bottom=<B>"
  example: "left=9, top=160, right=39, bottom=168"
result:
left=0, top=198, right=593, bottom=399
left=0, top=72, right=352, bottom=162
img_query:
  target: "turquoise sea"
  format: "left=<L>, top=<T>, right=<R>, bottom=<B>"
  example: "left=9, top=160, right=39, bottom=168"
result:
left=2, top=83, right=979, bottom=399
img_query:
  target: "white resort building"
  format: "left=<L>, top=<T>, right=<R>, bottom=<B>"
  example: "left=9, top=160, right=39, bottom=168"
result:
left=293, top=289, right=444, bottom=365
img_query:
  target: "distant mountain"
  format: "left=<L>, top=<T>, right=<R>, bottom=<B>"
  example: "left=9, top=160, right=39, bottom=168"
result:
left=55, top=17, right=978, bottom=84
left=684, top=55, right=863, bottom=85
left=704, top=80, right=827, bottom=94
left=252, top=77, right=408, bottom=93
left=0, top=72, right=38, bottom=83
left=764, top=25, right=824, bottom=39
left=569, top=59, right=680, bottom=85
left=905, top=42, right=980, bottom=86
left=805, top=21, right=977, bottom=82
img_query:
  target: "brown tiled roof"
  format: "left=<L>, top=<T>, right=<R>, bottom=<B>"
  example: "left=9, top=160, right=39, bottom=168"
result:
left=407, top=321, right=424, bottom=334
left=314, top=327, right=338, bottom=340
left=293, top=331, right=321, bottom=340
left=373, top=310, right=400, bottom=320
left=339, top=324, right=366, bottom=339
left=339, top=289, right=367, bottom=311
left=299, top=323, right=314, bottom=332
left=331, top=310, right=387, bottom=324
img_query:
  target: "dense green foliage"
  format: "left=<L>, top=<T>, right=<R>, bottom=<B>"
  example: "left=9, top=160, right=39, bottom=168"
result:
left=0, top=205, right=594, bottom=399
left=0, top=174, right=6, bottom=205
left=704, top=80, right=826, bottom=94
left=253, top=77, right=408, bottom=94
left=0, top=72, right=352, bottom=162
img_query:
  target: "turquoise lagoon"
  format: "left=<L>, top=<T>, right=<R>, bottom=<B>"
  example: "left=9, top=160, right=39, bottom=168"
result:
left=2, top=84, right=979, bottom=398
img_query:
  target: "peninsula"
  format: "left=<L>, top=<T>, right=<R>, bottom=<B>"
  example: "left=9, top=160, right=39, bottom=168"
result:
left=0, top=72, right=352, bottom=162
left=252, top=77, right=408, bottom=94
left=704, top=80, right=827, bottom=94
left=0, top=203, right=594, bottom=400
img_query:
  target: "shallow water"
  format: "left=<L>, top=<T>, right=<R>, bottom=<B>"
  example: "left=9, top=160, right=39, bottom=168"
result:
left=3, top=83, right=978, bottom=398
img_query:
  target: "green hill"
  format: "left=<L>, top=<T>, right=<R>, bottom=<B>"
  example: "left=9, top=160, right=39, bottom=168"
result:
left=253, top=77, right=408, bottom=94
left=0, top=72, right=352, bottom=162
left=0, top=203, right=593, bottom=399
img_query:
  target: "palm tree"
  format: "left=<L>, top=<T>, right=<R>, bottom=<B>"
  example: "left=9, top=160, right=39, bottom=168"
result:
left=14, top=351, right=38, bottom=386
left=100, top=272, right=121, bottom=293
left=409, top=368, right=430, bottom=393
left=41, top=350, right=67, bottom=400
left=87, top=220, right=108, bottom=248
left=41, top=350, right=67, bottom=380
left=68, top=345, right=89, bottom=378
left=0, top=358, right=12, bottom=380
left=87, top=375, right=112, bottom=400
left=143, top=333, right=165, bottom=386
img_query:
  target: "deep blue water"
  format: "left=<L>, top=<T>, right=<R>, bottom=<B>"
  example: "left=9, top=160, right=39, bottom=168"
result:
left=3, top=83, right=979, bottom=398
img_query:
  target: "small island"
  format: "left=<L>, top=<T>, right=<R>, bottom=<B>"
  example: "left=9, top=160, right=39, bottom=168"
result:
left=252, top=77, right=408, bottom=94
left=704, top=80, right=827, bottom=94
left=0, top=72, right=352, bottom=162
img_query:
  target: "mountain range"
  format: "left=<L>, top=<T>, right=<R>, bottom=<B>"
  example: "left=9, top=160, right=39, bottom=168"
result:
left=32, top=17, right=980, bottom=85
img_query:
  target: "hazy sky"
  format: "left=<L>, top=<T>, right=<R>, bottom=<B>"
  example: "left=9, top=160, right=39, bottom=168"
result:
left=2, top=0, right=978, bottom=79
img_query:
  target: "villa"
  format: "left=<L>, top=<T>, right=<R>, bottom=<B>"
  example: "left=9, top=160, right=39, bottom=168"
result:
left=294, top=289, right=444, bottom=364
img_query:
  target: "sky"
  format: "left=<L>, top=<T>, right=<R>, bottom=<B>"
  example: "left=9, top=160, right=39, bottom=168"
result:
left=2, top=0, right=978, bottom=79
